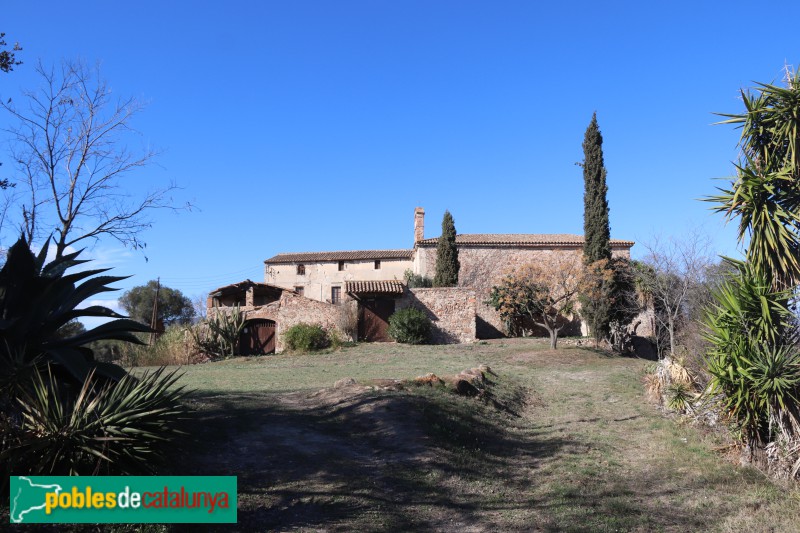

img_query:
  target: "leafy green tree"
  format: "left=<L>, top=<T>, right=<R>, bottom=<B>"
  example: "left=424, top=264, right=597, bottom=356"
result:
left=55, top=319, right=87, bottom=340
left=120, top=280, right=195, bottom=326
left=433, top=210, right=459, bottom=287
left=581, top=113, right=611, bottom=263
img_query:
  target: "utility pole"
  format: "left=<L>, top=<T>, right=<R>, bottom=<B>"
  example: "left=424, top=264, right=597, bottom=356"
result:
left=149, top=277, right=161, bottom=346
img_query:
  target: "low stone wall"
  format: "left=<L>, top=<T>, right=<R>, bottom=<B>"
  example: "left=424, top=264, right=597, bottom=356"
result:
left=212, top=287, right=476, bottom=351
left=215, top=293, right=345, bottom=353
left=398, top=287, right=476, bottom=344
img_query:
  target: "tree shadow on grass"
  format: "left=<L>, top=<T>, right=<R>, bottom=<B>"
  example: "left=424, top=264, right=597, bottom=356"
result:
left=166, top=384, right=573, bottom=532
left=166, top=382, right=760, bottom=533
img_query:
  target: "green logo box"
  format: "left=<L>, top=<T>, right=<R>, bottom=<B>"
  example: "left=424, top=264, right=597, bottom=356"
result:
left=9, top=476, right=237, bottom=524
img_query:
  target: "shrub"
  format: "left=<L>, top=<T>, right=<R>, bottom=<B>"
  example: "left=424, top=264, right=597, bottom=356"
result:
left=335, top=302, right=359, bottom=341
left=125, top=326, right=194, bottom=367
left=283, top=323, right=330, bottom=352
left=404, top=269, right=433, bottom=288
left=3, top=365, right=187, bottom=476
left=388, top=307, right=431, bottom=344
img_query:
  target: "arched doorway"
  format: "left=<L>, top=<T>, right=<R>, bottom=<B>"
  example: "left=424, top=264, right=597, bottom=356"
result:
left=239, top=319, right=276, bottom=355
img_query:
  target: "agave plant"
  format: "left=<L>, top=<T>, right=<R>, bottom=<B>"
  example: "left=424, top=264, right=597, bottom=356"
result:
left=0, top=237, right=151, bottom=394
left=3, top=365, right=187, bottom=476
left=0, top=237, right=189, bottom=484
left=192, top=304, right=246, bottom=358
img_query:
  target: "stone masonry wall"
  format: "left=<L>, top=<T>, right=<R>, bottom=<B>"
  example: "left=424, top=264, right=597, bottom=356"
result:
left=416, top=244, right=630, bottom=338
left=397, top=287, right=476, bottom=344
left=216, top=292, right=344, bottom=353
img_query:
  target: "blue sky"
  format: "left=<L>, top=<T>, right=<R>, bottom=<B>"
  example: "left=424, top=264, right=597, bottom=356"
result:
left=2, top=1, right=798, bottom=318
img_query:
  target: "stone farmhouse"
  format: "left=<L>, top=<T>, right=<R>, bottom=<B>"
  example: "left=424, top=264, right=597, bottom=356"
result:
left=208, top=207, right=634, bottom=354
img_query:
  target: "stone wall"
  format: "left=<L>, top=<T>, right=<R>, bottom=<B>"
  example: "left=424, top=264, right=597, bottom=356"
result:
left=415, top=244, right=630, bottom=338
left=397, top=287, right=476, bottom=344
left=416, top=246, right=587, bottom=338
left=213, top=292, right=347, bottom=353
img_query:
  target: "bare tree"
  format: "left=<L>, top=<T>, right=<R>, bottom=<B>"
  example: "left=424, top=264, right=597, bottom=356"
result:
left=488, top=253, right=583, bottom=349
left=1, top=59, right=180, bottom=258
left=637, top=232, right=714, bottom=358
left=192, top=293, right=208, bottom=322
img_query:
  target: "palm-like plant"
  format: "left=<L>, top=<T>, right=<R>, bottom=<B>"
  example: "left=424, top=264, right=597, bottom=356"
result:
left=192, top=304, right=246, bottom=358
left=703, top=262, right=800, bottom=446
left=703, top=70, right=800, bottom=466
left=708, top=69, right=800, bottom=288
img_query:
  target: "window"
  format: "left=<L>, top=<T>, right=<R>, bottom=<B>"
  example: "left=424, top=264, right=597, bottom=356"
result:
left=297, top=264, right=305, bottom=275
left=374, top=260, right=381, bottom=270
left=338, top=260, right=345, bottom=271
left=331, top=286, right=341, bottom=305
left=294, top=286, right=304, bottom=296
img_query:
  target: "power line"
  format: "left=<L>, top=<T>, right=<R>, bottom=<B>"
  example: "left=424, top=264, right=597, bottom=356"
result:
left=158, top=266, right=263, bottom=283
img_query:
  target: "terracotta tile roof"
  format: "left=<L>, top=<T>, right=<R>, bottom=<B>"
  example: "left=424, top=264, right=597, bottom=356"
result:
left=345, top=280, right=405, bottom=295
left=416, top=234, right=635, bottom=247
left=265, top=249, right=414, bottom=263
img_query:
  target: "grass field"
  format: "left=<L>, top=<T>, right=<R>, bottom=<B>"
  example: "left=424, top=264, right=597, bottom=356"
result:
left=156, top=339, right=800, bottom=532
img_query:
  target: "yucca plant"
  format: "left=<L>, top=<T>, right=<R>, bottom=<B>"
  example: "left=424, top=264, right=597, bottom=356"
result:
left=667, top=382, right=695, bottom=413
left=703, top=263, right=800, bottom=446
left=708, top=69, right=800, bottom=289
left=3, top=365, right=187, bottom=476
left=703, top=66, right=800, bottom=475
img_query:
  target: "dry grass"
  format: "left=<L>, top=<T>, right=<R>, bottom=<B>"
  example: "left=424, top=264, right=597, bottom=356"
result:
left=139, top=339, right=800, bottom=532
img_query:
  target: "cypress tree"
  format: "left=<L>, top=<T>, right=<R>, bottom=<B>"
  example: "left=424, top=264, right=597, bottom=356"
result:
left=580, top=113, right=612, bottom=342
left=433, top=210, right=460, bottom=287
left=582, top=112, right=611, bottom=262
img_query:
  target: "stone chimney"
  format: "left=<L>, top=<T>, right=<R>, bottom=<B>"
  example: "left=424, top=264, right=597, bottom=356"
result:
left=414, top=207, right=425, bottom=243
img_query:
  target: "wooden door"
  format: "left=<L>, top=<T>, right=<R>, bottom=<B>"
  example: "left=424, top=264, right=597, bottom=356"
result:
left=239, top=319, right=276, bottom=354
left=359, top=298, right=395, bottom=342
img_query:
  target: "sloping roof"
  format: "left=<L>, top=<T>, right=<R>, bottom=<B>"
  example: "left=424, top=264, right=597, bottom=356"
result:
left=345, top=280, right=405, bottom=295
left=416, top=234, right=635, bottom=247
left=265, top=249, right=414, bottom=264
left=209, top=280, right=291, bottom=297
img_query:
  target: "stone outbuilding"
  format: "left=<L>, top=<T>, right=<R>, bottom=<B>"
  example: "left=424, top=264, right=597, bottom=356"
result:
left=207, top=280, right=344, bottom=354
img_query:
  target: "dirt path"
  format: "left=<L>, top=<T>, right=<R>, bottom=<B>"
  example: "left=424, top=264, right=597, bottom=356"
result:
left=177, top=346, right=800, bottom=532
